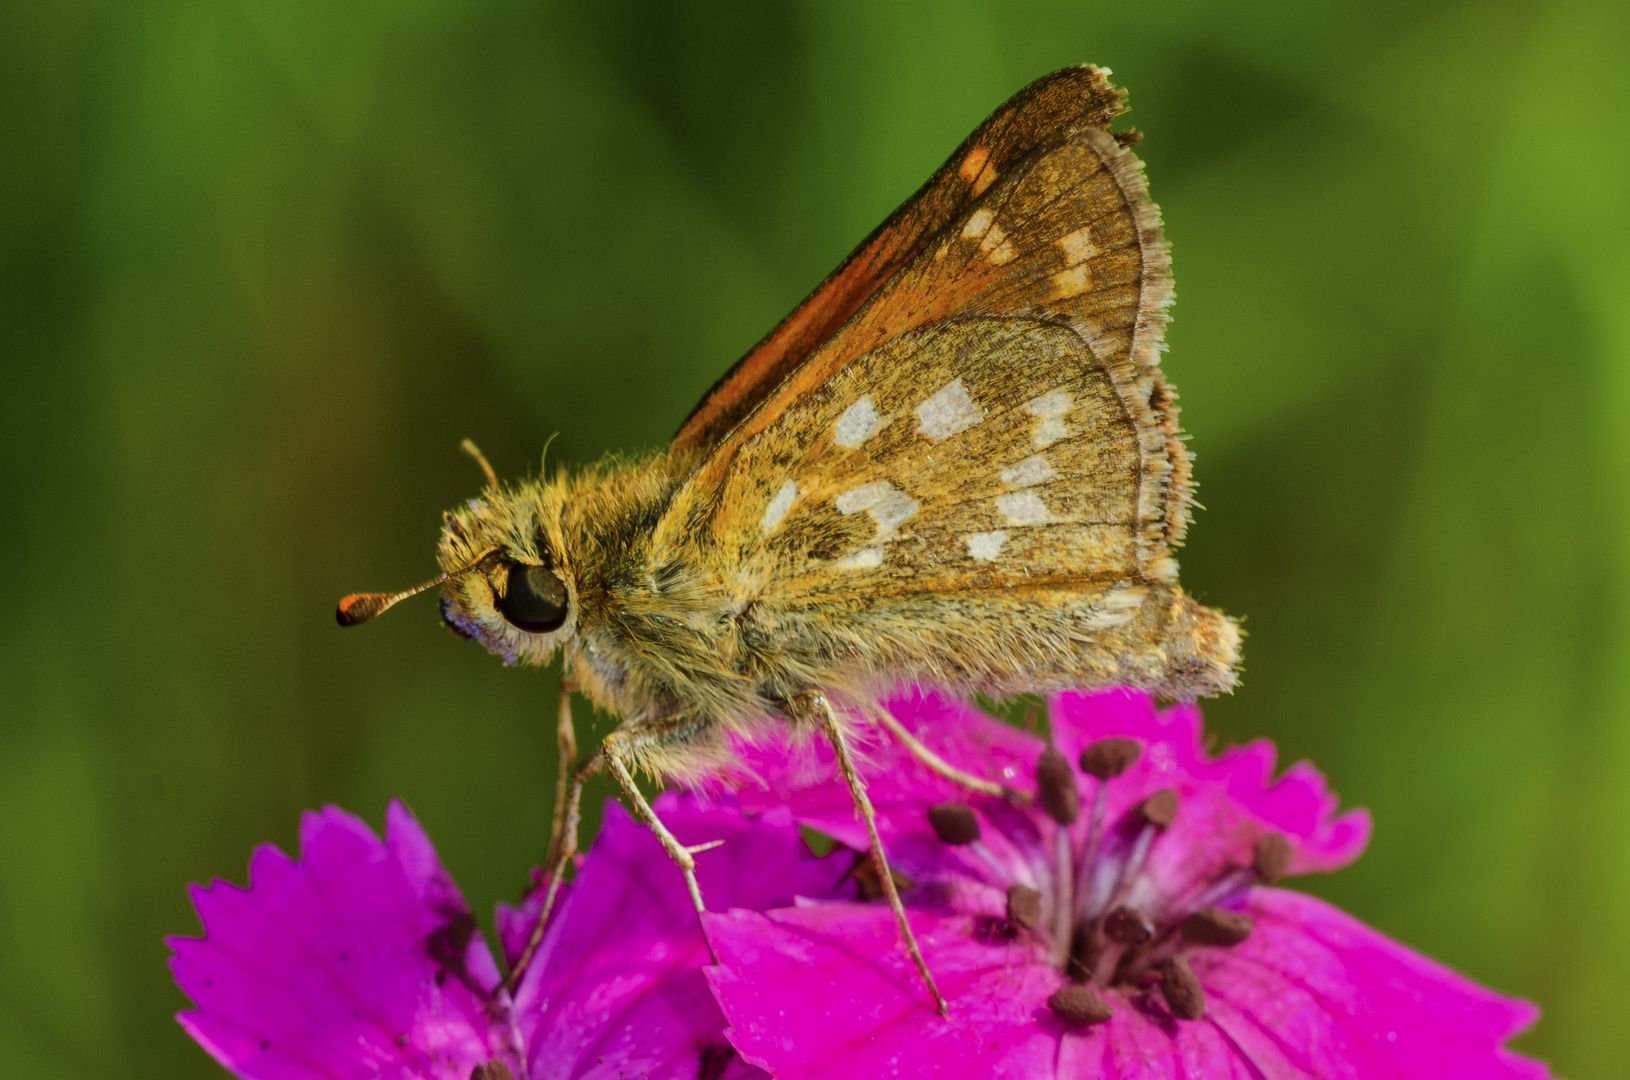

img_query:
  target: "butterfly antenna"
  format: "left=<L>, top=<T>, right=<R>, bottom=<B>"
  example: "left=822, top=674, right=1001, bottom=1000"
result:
left=335, top=549, right=497, bottom=627
left=460, top=439, right=499, bottom=490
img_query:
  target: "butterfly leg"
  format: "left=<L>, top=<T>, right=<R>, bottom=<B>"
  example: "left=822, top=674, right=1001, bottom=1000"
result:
left=547, top=678, right=580, bottom=868
left=874, top=704, right=1032, bottom=803
left=600, top=727, right=719, bottom=962
left=506, top=742, right=602, bottom=992
left=803, top=692, right=949, bottom=1015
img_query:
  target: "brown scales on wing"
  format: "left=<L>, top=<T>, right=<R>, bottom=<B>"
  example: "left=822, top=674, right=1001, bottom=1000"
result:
left=665, top=76, right=1187, bottom=558
left=643, top=73, right=1228, bottom=715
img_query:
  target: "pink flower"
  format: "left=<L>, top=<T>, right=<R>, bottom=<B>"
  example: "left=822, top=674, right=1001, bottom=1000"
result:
left=706, top=688, right=1554, bottom=1080
left=169, top=689, right=1553, bottom=1079
left=168, top=793, right=848, bottom=1080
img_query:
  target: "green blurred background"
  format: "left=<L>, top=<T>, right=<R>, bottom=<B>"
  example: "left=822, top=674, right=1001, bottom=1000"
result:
left=3, top=1, right=1627, bottom=1075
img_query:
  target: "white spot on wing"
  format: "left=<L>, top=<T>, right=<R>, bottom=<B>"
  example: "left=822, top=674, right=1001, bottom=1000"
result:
left=834, top=547, right=884, bottom=571
left=759, top=479, right=797, bottom=532
left=999, top=454, right=1055, bottom=488
left=966, top=531, right=1008, bottom=562
left=1050, top=264, right=1093, bottom=300
left=1056, top=227, right=1099, bottom=266
left=833, top=395, right=881, bottom=447
left=996, top=491, right=1050, bottom=526
left=1026, top=388, right=1072, bottom=416
left=961, top=208, right=995, bottom=240
left=1025, top=389, right=1073, bottom=449
left=917, top=378, right=985, bottom=441
left=981, top=223, right=1016, bottom=266
left=836, top=479, right=918, bottom=540
left=835, top=481, right=893, bottom=515
left=1034, top=416, right=1069, bottom=448
left=867, top=490, right=918, bottom=539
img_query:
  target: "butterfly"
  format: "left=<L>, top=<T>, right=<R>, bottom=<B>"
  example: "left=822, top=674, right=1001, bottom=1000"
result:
left=338, top=65, right=1240, bottom=1013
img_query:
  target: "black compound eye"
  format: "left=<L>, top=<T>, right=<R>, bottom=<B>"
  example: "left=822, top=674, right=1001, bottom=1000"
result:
left=497, top=562, right=568, bottom=633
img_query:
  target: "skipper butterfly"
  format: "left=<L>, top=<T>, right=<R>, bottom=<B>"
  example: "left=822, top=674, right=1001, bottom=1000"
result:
left=339, top=65, right=1240, bottom=1012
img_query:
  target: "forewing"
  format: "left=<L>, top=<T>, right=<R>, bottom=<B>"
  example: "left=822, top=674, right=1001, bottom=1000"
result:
left=663, top=117, right=1187, bottom=606
left=671, top=65, right=1129, bottom=455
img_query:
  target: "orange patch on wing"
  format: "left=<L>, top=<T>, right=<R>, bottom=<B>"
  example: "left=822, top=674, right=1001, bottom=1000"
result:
left=959, top=145, right=990, bottom=184
left=960, top=145, right=1000, bottom=197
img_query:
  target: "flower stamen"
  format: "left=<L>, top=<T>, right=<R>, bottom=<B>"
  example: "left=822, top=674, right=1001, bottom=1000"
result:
left=921, top=741, right=1345, bottom=1027
left=1159, top=954, right=1206, bottom=1020
left=1180, top=906, right=1253, bottom=946
left=1104, top=905, right=1155, bottom=945
left=1074, top=738, right=1141, bottom=922
left=1047, top=984, right=1113, bottom=1027
left=1035, top=748, right=1080, bottom=825
left=1254, top=832, right=1292, bottom=884
left=1006, top=884, right=1044, bottom=929
left=1078, top=737, right=1141, bottom=780
left=927, top=802, right=981, bottom=845
left=1097, top=787, right=1178, bottom=925
left=1051, top=825, right=1073, bottom=969
left=1035, top=748, right=1079, bottom=968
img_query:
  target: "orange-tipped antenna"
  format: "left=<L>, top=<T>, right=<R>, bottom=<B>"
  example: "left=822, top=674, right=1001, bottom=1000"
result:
left=460, top=439, right=499, bottom=490
left=335, top=549, right=497, bottom=628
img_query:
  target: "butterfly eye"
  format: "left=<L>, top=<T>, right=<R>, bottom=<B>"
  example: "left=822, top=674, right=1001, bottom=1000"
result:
left=497, top=562, right=569, bottom=633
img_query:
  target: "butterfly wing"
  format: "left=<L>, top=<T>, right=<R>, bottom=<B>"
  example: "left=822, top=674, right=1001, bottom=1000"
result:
left=671, top=65, right=1128, bottom=455
left=658, top=71, right=1237, bottom=699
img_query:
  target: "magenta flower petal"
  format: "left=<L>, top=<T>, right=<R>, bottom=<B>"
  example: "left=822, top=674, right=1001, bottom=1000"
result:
left=172, top=792, right=853, bottom=1079
left=496, top=866, right=561, bottom=970
left=707, top=903, right=1062, bottom=1078
left=508, top=793, right=849, bottom=1080
left=1206, top=888, right=1549, bottom=1080
left=709, top=892, right=1549, bottom=1080
left=706, top=689, right=1550, bottom=1079
left=168, top=800, right=518, bottom=1080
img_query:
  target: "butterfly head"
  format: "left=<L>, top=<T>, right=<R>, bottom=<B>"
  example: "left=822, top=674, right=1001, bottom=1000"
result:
left=336, top=444, right=577, bottom=668
left=432, top=479, right=575, bottom=666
